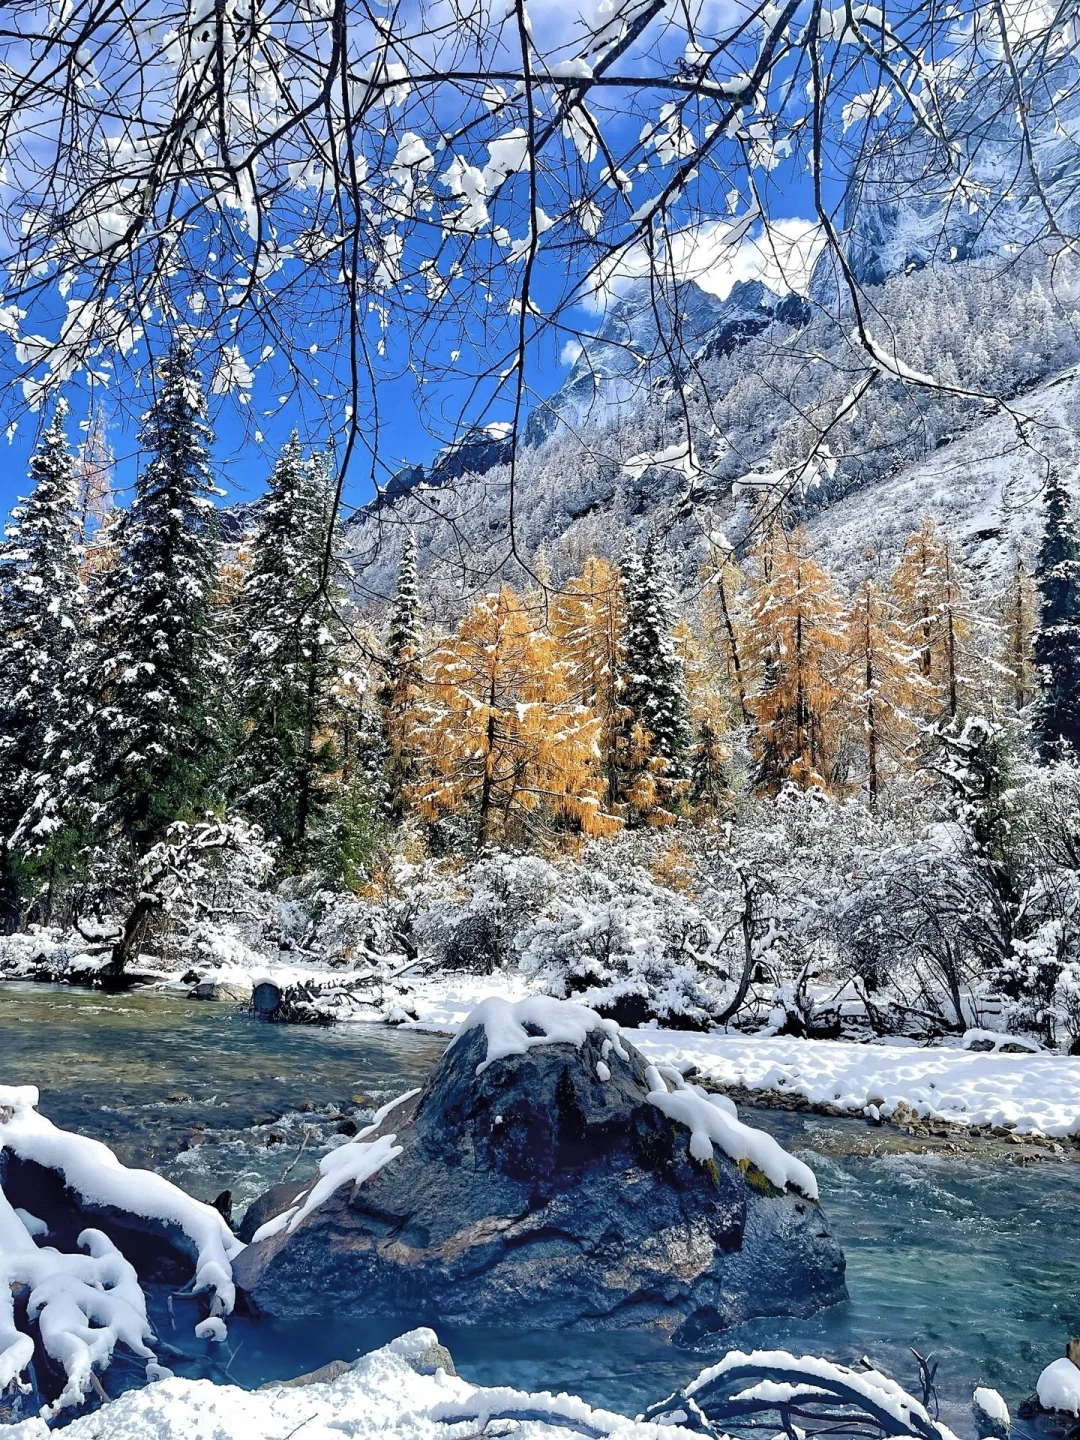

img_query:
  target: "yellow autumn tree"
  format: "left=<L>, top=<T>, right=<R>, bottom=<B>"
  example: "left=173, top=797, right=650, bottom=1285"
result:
left=699, top=545, right=750, bottom=726
left=412, top=585, right=619, bottom=848
left=844, top=576, right=922, bottom=802
left=550, top=555, right=625, bottom=807
left=890, top=517, right=976, bottom=722
left=741, top=526, right=847, bottom=792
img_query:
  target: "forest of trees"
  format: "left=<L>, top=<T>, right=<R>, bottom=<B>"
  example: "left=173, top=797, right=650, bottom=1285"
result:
left=2, top=345, right=1080, bottom=991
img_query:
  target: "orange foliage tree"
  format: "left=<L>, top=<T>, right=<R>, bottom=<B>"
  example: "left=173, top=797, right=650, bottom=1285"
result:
left=844, top=575, right=922, bottom=802
left=550, top=555, right=625, bottom=809
left=742, top=526, right=847, bottom=792
left=891, top=517, right=976, bottom=722
left=412, top=586, right=619, bottom=849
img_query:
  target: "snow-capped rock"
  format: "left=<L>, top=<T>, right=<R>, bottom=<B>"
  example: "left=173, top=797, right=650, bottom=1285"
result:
left=233, top=997, right=846, bottom=1341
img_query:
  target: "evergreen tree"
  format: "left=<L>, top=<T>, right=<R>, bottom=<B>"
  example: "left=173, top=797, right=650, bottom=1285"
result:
left=233, top=435, right=347, bottom=849
left=88, top=343, right=221, bottom=851
left=1032, top=469, right=1080, bottom=758
left=620, top=538, right=691, bottom=814
left=380, top=530, right=424, bottom=820
left=0, top=401, right=81, bottom=926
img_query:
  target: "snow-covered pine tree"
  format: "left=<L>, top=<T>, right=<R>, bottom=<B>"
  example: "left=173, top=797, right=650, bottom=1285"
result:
left=88, top=343, right=221, bottom=851
left=620, top=538, right=691, bottom=815
left=232, top=436, right=348, bottom=850
left=1032, top=469, right=1080, bottom=759
left=0, top=401, right=81, bottom=927
left=380, top=530, right=424, bottom=820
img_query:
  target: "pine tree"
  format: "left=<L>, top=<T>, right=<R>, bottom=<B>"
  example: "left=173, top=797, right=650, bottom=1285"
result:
left=844, top=576, right=921, bottom=803
left=620, top=538, right=692, bottom=815
left=551, top=554, right=625, bottom=808
left=380, top=530, right=424, bottom=820
left=87, top=343, right=221, bottom=851
left=413, top=586, right=616, bottom=849
left=232, top=436, right=347, bottom=849
left=0, top=401, right=81, bottom=926
left=742, top=526, right=846, bottom=792
left=1032, top=469, right=1080, bottom=758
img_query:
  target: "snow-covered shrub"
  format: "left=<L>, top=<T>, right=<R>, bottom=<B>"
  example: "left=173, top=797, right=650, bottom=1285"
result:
left=136, top=817, right=279, bottom=971
left=414, top=851, right=562, bottom=973
left=518, top=854, right=733, bottom=1028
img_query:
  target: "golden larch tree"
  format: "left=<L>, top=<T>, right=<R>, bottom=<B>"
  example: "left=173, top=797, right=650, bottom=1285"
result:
left=412, top=586, right=618, bottom=848
left=843, top=576, right=922, bottom=802
left=676, top=615, right=733, bottom=815
left=550, top=555, right=625, bottom=808
left=742, top=526, right=847, bottom=792
left=997, top=549, right=1037, bottom=714
left=699, top=547, right=750, bottom=725
left=891, top=517, right=975, bottom=722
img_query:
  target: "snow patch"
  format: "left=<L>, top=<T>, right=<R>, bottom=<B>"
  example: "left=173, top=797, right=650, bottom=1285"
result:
left=1038, top=1358, right=1080, bottom=1415
left=455, top=995, right=628, bottom=1075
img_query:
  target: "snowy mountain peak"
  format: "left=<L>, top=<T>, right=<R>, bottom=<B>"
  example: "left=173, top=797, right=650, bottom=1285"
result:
left=525, top=276, right=806, bottom=445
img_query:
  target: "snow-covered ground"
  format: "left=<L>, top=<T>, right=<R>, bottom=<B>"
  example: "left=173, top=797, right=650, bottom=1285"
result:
left=388, top=987, right=1080, bottom=1139
left=3, top=1328, right=694, bottom=1439
left=629, top=1032, right=1080, bottom=1139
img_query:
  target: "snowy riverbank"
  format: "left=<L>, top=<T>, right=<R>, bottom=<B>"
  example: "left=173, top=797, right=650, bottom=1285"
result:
left=396, top=986, right=1080, bottom=1141
left=5, top=948, right=1080, bottom=1143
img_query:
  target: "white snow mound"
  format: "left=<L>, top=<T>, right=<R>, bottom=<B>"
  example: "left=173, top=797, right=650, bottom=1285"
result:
left=1038, top=1358, right=1080, bottom=1415
left=1, top=1327, right=699, bottom=1438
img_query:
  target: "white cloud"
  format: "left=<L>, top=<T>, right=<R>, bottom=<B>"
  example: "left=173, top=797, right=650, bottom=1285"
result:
left=560, top=338, right=583, bottom=366
left=585, top=217, right=825, bottom=311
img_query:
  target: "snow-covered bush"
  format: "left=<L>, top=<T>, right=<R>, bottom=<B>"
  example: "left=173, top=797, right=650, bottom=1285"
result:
left=122, top=817, right=279, bottom=973
left=413, top=852, right=562, bottom=973
left=518, top=853, right=734, bottom=1028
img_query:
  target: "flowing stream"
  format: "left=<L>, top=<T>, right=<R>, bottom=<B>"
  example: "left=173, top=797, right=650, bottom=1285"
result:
left=1, top=981, right=1076, bottom=1431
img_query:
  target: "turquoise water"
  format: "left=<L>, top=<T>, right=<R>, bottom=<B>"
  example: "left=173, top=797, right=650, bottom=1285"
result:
left=1, top=981, right=1076, bottom=1431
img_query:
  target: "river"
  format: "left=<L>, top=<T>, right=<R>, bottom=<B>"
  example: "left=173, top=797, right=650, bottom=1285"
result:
left=1, top=981, right=1075, bottom=1430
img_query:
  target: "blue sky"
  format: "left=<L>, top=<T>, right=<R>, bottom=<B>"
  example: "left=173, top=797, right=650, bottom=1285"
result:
left=0, top=201, right=829, bottom=526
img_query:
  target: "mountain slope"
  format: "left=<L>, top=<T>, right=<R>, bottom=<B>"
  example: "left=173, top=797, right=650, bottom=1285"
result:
left=524, top=278, right=807, bottom=445
left=805, top=363, right=1080, bottom=585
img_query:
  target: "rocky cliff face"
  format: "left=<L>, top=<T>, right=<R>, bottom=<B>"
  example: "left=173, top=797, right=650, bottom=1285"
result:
left=234, top=1001, right=846, bottom=1342
left=525, top=277, right=807, bottom=446
left=831, top=60, right=1080, bottom=289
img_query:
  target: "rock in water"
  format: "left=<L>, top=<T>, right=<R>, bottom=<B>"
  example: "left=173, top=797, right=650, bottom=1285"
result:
left=233, top=998, right=846, bottom=1341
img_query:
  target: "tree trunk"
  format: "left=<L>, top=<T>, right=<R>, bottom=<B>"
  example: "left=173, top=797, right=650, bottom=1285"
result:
left=477, top=674, right=498, bottom=851
left=717, top=573, right=749, bottom=723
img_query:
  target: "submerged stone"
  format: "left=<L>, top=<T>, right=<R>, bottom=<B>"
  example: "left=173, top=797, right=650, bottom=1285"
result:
left=234, top=1002, right=847, bottom=1342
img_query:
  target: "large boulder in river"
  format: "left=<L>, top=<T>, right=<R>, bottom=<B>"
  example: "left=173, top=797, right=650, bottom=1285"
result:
left=233, top=998, right=846, bottom=1342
